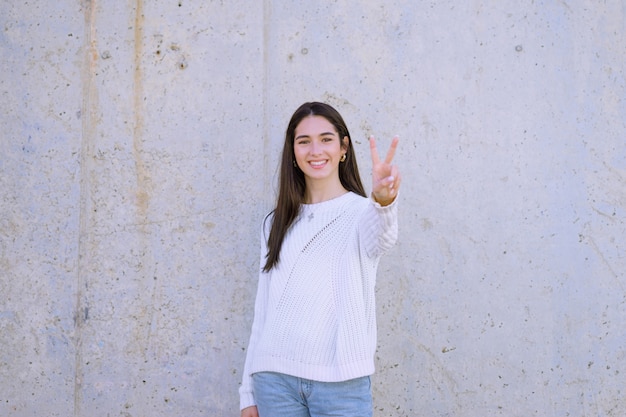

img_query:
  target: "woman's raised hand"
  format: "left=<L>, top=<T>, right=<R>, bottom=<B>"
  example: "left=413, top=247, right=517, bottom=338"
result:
left=370, top=136, right=401, bottom=206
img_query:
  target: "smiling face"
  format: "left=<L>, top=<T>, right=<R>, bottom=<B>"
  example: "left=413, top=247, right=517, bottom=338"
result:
left=293, top=115, right=348, bottom=187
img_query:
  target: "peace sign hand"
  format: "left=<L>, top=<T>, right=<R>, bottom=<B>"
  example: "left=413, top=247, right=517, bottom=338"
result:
left=370, top=135, right=401, bottom=206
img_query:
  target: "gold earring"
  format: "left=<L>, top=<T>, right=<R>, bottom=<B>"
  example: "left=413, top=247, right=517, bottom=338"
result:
left=293, top=160, right=297, bottom=167
left=340, top=154, right=346, bottom=162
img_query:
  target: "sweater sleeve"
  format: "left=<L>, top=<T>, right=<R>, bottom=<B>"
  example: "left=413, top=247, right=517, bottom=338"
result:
left=238, top=218, right=272, bottom=410
left=360, top=194, right=399, bottom=259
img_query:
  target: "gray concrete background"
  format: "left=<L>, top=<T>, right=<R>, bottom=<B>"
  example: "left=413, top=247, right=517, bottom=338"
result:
left=1, top=1, right=624, bottom=416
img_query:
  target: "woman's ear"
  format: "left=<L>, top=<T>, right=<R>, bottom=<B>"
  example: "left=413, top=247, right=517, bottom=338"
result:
left=342, top=136, right=349, bottom=152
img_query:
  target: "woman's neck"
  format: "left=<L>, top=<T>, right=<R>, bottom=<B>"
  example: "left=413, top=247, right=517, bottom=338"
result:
left=303, top=179, right=348, bottom=204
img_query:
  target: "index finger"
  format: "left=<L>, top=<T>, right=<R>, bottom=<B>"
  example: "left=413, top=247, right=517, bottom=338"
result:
left=369, top=136, right=380, bottom=164
left=383, top=136, right=399, bottom=164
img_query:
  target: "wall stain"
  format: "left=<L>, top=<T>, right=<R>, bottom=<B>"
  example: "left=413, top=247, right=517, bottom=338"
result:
left=131, top=0, right=161, bottom=372
left=133, top=0, right=150, bottom=220
left=74, top=1, right=99, bottom=415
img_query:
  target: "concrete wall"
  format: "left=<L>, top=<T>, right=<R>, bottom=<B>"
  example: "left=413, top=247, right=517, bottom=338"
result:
left=1, top=1, right=624, bottom=416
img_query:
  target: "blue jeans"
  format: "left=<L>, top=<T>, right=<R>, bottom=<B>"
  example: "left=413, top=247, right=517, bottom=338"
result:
left=252, top=372, right=373, bottom=417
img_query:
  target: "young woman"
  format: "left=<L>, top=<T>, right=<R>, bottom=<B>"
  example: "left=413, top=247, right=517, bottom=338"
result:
left=239, top=102, right=401, bottom=417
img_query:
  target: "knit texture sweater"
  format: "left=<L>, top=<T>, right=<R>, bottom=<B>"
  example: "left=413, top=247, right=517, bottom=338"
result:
left=239, top=192, right=398, bottom=410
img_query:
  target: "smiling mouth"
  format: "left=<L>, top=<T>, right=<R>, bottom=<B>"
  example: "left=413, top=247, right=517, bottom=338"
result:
left=309, top=160, right=328, bottom=168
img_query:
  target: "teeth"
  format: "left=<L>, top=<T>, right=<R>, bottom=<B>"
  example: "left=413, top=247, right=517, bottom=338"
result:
left=310, top=161, right=326, bottom=166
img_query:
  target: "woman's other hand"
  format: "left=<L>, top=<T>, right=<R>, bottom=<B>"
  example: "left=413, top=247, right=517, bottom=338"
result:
left=241, top=405, right=259, bottom=417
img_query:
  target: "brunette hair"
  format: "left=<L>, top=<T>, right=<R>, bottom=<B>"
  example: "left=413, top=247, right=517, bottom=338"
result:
left=262, top=102, right=366, bottom=272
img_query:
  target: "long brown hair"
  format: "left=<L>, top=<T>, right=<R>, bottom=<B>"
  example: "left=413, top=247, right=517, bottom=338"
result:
left=263, top=102, right=366, bottom=272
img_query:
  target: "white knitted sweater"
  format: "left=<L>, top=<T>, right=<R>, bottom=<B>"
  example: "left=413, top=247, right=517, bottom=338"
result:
left=239, top=191, right=398, bottom=410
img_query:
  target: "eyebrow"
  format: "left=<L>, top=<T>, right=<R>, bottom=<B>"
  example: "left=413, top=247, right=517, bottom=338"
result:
left=295, top=131, right=337, bottom=140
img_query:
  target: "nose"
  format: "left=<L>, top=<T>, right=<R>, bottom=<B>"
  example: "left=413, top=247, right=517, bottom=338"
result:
left=310, top=139, right=321, bottom=155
